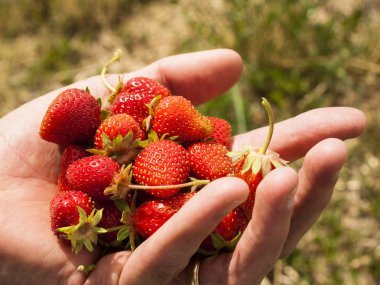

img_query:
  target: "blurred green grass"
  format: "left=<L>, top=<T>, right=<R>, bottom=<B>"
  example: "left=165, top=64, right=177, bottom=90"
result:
left=1, top=0, right=379, bottom=284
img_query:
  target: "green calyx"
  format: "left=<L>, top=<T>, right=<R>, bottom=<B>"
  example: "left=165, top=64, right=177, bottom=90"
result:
left=197, top=231, right=243, bottom=257
left=103, top=197, right=137, bottom=251
left=57, top=207, right=107, bottom=254
left=104, top=164, right=133, bottom=200
left=212, top=231, right=242, bottom=251
left=138, top=130, right=178, bottom=148
left=228, top=98, right=287, bottom=176
left=87, top=131, right=142, bottom=164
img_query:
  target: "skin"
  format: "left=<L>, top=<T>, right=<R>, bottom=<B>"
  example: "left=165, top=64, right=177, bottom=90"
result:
left=0, top=49, right=367, bottom=285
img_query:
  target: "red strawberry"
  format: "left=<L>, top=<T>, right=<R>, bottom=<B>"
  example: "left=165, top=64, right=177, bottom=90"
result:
left=133, top=192, right=195, bottom=238
left=206, top=116, right=232, bottom=146
left=132, top=140, right=190, bottom=198
left=40, top=88, right=101, bottom=146
left=66, top=155, right=121, bottom=202
left=229, top=99, right=287, bottom=219
left=90, top=113, right=146, bottom=163
left=96, top=202, right=124, bottom=244
left=49, top=191, right=105, bottom=253
left=233, top=153, right=273, bottom=218
left=50, top=191, right=94, bottom=236
left=111, top=77, right=172, bottom=126
left=94, top=113, right=145, bottom=149
left=57, top=146, right=90, bottom=192
left=57, top=174, right=74, bottom=192
left=187, top=142, right=233, bottom=181
left=61, top=146, right=91, bottom=170
left=152, top=96, right=212, bottom=143
left=200, top=206, right=248, bottom=253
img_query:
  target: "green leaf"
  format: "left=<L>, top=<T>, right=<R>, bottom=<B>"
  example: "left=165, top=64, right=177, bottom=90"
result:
left=101, top=133, right=113, bottom=149
left=225, top=231, right=242, bottom=251
left=77, top=206, right=87, bottom=220
left=148, top=130, right=159, bottom=142
left=114, top=199, right=128, bottom=212
left=113, top=134, right=123, bottom=147
left=83, top=239, right=94, bottom=252
left=210, top=233, right=227, bottom=250
left=92, top=208, right=104, bottom=225
left=101, top=110, right=110, bottom=121
left=95, top=227, right=108, bottom=234
left=197, top=248, right=218, bottom=256
left=227, top=150, right=244, bottom=158
left=117, top=226, right=131, bottom=241
left=271, top=158, right=287, bottom=168
left=242, top=153, right=255, bottom=174
left=251, top=158, right=262, bottom=174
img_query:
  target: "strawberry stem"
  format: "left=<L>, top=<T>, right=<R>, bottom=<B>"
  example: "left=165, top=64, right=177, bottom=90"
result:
left=129, top=179, right=210, bottom=190
left=101, top=49, right=122, bottom=93
left=104, top=225, right=127, bottom=232
left=259, top=98, right=274, bottom=155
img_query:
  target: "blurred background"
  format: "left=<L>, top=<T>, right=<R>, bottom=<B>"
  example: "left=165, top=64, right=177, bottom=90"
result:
left=0, top=0, right=379, bottom=284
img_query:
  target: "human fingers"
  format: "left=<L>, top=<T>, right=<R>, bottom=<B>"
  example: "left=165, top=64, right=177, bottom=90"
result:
left=102, top=48, right=243, bottom=104
left=198, top=167, right=298, bottom=285
left=118, top=177, right=249, bottom=285
left=280, top=138, right=348, bottom=257
left=84, top=251, right=131, bottom=285
left=231, top=107, right=367, bottom=162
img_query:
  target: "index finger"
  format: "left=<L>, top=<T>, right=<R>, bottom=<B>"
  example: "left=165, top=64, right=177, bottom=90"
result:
left=59, top=48, right=243, bottom=105
left=129, top=48, right=244, bottom=104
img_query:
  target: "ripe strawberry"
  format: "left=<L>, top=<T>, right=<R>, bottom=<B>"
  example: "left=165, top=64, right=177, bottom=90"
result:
left=187, top=142, right=233, bottom=181
left=90, top=113, right=146, bottom=163
left=200, top=206, right=248, bottom=253
left=50, top=191, right=94, bottom=237
left=66, top=155, right=121, bottom=202
left=233, top=153, right=275, bottom=218
left=111, top=77, right=172, bottom=126
left=151, top=96, right=212, bottom=143
left=61, top=146, right=91, bottom=170
left=229, top=99, right=287, bottom=219
left=57, top=175, right=74, bottom=192
left=206, top=116, right=232, bottom=146
left=94, top=113, right=146, bottom=149
left=57, top=146, right=90, bottom=192
left=96, top=202, right=124, bottom=244
left=133, top=192, right=195, bottom=238
left=132, top=140, right=191, bottom=198
left=40, top=88, right=101, bottom=146
left=49, top=191, right=105, bottom=253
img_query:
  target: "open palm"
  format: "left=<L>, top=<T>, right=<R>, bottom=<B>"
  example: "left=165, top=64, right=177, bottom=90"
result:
left=0, top=49, right=366, bottom=285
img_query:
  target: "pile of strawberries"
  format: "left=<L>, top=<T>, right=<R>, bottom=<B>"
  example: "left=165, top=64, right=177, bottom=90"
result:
left=40, top=72, right=286, bottom=256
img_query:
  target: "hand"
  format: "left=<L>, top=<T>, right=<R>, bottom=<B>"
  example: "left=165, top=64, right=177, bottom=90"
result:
left=0, top=49, right=367, bottom=285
